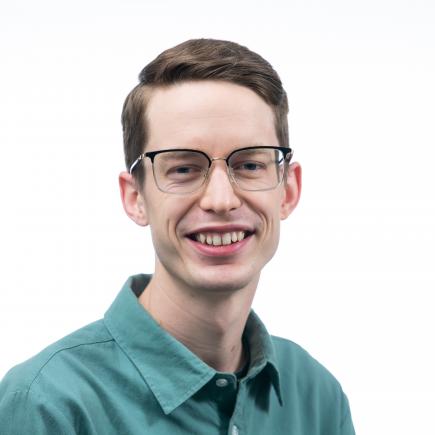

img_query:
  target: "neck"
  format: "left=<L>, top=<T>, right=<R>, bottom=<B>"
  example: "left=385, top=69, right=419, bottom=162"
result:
left=139, top=268, right=257, bottom=373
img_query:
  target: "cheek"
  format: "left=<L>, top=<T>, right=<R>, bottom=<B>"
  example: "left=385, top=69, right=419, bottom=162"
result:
left=267, top=215, right=281, bottom=251
left=147, top=197, right=193, bottom=245
left=253, top=193, right=282, bottom=231
left=259, top=199, right=282, bottom=250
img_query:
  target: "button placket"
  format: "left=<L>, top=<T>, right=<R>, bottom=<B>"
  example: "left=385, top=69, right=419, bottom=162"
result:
left=227, top=376, right=246, bottom=435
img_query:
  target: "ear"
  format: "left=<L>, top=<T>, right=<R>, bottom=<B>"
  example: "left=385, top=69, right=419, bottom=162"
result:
left=119, top=171, right=148, bottom=226
left=280, top=162, right=302, bottom=220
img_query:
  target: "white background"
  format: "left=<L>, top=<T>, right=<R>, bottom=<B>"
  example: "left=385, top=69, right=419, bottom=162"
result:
left=1, top=0, right=434, bottom=433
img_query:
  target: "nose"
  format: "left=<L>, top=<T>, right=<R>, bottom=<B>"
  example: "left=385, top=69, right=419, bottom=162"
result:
left=198, top=160, right=242, bottom=214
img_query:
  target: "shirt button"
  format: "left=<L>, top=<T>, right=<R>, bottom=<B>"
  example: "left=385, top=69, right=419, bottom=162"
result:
left=216, top=378, right=229, bottom=387
left=232, top=425, right=239, bottom=435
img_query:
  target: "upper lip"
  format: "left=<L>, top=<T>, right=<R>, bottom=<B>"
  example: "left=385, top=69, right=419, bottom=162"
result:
left=185, top=225, right=255, bottom=236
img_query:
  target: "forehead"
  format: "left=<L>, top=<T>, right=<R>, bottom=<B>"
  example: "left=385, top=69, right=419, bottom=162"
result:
left=145, top=81, right=278, bottom=153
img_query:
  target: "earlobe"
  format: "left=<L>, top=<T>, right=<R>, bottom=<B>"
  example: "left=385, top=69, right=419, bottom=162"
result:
left=119, top=171, right=148, bottom=226
left=280, top=162, right=302, bottom=220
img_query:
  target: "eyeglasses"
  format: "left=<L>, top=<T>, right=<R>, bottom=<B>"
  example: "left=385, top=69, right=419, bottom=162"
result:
left=129, top=146, right=293, bottom=194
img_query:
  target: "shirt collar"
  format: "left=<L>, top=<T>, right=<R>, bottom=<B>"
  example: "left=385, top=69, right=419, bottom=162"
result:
left=244, top=307, right=283, bottom=406
left=104, top=274, right=283, bottom=414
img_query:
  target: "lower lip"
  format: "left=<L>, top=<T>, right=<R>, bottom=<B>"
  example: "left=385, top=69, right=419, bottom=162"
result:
left=185, top=235, right=252, bottom=257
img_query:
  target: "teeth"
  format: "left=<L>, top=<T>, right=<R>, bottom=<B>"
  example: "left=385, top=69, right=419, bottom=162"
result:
left=194, top=231, right=248, bottom=246
left=222, top=233, right=232, bottom=245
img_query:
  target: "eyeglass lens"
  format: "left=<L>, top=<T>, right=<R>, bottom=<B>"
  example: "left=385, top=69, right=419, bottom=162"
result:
left=152, top=147, right=286, bottom=193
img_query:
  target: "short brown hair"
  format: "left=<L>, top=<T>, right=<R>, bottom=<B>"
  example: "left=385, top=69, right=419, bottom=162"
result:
left=121, top=38, right=289, bottom=184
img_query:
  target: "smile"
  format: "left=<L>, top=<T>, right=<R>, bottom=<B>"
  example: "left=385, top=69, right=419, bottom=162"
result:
left=194, top=231, right=247, bottom=246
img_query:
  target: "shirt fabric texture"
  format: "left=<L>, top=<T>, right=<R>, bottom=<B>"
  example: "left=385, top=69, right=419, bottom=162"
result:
left=0, top=274, right=355, bottom=434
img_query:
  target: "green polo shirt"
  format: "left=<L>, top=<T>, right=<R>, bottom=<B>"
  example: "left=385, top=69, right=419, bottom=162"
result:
left=0, top=275, right=355, bottom=434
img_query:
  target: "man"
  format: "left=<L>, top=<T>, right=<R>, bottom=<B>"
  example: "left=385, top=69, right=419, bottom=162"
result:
left=0, top=39, right=355, bottom=434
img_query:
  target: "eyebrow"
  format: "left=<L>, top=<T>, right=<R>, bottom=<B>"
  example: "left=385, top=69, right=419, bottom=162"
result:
left=234, top=148, right=272, bottom=155
left=158, top=150, right=204, bottom=159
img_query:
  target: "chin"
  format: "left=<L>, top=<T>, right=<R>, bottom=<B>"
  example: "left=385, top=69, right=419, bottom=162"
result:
left=185, top=265, right=259, bottom=294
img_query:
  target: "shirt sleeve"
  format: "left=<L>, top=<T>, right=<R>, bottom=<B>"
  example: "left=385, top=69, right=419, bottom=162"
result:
left=0, top=389, right=76, bottom=435
left=340, top=392, right=356, bottom=435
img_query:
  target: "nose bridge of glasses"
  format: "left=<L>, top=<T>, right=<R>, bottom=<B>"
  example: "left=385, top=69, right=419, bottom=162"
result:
left=208, top=156, right=234, bottom=177
left=209, top=156, right=228, bottom=164
left=204, top=156, right=236, bottom=187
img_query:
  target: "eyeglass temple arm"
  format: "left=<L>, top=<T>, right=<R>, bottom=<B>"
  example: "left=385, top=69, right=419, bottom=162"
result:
left=129, top=154, right=146, bottom=174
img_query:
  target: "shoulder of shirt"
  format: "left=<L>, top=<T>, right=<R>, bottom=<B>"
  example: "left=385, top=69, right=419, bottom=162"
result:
left=0, top=319, right=113, bottom=396
left=270, top=334, right=346, bottom=397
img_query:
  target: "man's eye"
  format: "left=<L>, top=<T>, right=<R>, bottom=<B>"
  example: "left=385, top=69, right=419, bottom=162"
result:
left=234, top=162, right=265, bottom=171
left=174, top=166, right=194, bottom=174
left=166, top=165, right=204, bottom=179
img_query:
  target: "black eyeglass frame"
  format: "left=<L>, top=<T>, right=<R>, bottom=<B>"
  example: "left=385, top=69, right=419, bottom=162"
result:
left=128, top=145, right=294, bottom=193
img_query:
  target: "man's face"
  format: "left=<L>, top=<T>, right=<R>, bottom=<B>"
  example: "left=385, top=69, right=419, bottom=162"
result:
left=128, top=80, right=300, bottom=295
